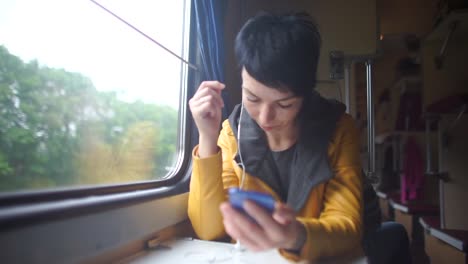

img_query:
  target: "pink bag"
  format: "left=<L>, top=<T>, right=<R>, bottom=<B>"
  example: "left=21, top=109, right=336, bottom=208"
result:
left=401, top=136, right=424, bottom=203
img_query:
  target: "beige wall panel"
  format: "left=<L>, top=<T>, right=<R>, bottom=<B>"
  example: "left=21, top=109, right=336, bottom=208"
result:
left=379, top=0, right=437, bottom=37
left=425, top=233, right=466, bottom=264
left=440, top=115, right=468, bottom=230
left=422, top=38, right=468, bottom=108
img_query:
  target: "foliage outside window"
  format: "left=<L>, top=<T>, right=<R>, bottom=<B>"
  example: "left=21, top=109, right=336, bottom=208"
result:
left=0, top=0, right=190, bottom=192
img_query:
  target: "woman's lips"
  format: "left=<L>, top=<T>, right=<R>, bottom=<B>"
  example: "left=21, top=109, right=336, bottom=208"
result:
left=261, top=125, right=276, bottom=131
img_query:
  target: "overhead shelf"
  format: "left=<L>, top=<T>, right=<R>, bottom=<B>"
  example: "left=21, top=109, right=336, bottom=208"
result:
left=425, top=93, right=468, bottom=115
left=424, top=9, right=468, bottom=42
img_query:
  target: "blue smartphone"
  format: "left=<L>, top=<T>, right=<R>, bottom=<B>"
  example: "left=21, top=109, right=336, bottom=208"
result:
left=228, top=188, right=275, bottom=214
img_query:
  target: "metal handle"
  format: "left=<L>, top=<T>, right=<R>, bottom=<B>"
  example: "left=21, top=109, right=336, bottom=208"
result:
left=366, top=60, right=375, bottom=178
left=425, top=116, right=434, bottom=174
left=344, top=64, right=351, bottom=114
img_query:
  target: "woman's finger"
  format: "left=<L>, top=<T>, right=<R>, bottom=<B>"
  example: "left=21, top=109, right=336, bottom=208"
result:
left=272, top=203, right=295, bottom=225
left=190, top=88, right=224, bottom=109
left=223, top=218, right=262, bottom=251
left=244, top=201, right=302, bottom=248
left=244, top=200, right=279, bottom=230
left=191, top=91, right=224, bottom=110
left=242, top=200, right=291, bottom=248
left=192, top=102, right=215, bottom=118
left=189, top=95, right=223, bottom=121
left=220, top=203, right=264, bottom=251
left=195, top=80, right=225, bottom=93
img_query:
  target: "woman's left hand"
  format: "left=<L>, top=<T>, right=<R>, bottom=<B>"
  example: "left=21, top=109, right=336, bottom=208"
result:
left=220, top=201, right=305, bottom=252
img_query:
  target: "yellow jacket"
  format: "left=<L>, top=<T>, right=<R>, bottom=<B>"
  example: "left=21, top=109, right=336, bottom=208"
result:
left=188, top=105, right=363, bottom=262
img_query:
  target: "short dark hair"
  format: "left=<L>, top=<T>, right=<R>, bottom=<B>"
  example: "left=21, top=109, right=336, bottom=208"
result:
left=235, top=12, right=321, bottom=98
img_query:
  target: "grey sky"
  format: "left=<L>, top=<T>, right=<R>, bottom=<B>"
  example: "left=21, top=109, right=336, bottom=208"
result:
left=0, top=0, right=189, bottom=109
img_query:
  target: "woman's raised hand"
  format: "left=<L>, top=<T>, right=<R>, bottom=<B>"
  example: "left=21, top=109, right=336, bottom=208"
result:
left=189, top=81, right=225, bottom=157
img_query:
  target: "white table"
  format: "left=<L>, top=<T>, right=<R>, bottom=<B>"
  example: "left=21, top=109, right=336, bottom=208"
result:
left=127, top=238, right=367, bottom=264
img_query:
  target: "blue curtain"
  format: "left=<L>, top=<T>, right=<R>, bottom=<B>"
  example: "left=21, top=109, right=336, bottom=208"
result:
left=193, top=0, right=230, bottom=118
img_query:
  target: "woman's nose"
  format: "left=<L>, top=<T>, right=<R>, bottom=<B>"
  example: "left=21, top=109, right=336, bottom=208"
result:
left=259, top=105, right=275, bottom=124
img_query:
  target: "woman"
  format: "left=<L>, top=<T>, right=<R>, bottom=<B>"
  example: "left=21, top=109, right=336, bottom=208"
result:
left=188, top=12, right=408, bottom=263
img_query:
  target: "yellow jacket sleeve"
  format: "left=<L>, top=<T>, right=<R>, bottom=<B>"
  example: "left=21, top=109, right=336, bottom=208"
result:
left=187, top=122, right=239, bottom=240
left=280, top=114, right=364, bottom=261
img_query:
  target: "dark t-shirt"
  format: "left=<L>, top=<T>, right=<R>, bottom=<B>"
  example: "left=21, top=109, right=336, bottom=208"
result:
left=271, top=144, right=296, bottom=201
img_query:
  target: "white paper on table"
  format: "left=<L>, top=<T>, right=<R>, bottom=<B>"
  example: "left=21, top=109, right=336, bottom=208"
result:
left=127, top=238, right=293, bottom=264
left=127, top=237, right=367, bottom=264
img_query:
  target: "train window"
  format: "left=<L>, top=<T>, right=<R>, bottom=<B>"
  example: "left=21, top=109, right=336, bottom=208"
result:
left=0, top=0, right=191, bottom=193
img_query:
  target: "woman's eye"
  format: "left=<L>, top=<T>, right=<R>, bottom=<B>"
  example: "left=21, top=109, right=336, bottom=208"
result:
left=247, top=97, right=259, bottom=102
left=278, top=103, right=293, bottom=109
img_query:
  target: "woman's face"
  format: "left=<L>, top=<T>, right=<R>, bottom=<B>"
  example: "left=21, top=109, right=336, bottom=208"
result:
left=241, top=68, right=303, bottom=135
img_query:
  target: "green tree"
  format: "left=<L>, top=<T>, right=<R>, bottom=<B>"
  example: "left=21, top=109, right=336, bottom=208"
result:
left=0, top=45, right=179, bottom=192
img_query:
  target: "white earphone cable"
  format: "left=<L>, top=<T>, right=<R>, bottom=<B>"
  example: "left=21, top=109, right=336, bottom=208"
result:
left=237, top=103, right=246, bottom=189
